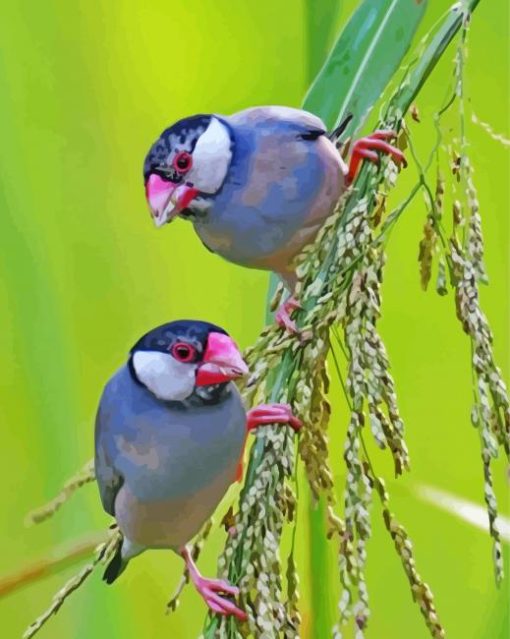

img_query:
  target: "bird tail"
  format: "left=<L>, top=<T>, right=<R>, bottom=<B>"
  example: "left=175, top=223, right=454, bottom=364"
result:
left=103, top=543, right=127, bottom=584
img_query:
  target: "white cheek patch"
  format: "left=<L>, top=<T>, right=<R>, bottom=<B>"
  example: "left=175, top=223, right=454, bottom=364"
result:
left=132, top=351, right=196, bottom=401
left=188, top=117, right=232, bottom=194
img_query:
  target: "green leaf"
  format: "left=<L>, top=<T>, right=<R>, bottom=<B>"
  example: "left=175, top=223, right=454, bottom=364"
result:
left=305, top=0, right=343, bottom=84
left=303, top=0, right=428, bottom=135
left=386, top=0, right=481, bottom=117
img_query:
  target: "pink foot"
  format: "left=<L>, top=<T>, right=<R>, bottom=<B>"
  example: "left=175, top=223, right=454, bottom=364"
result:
left=181, top=547, right=247, bottom=621
left=275, top=296, right=301, bottom=333
left=347, top=130, right=407, bottom=184
left=246, top=403, right=302, bottom=433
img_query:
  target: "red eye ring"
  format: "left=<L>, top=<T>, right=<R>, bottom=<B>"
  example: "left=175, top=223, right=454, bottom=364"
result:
left=172, top=151, right=193, bottom=174
left=171, top=342, right=196, bottom=363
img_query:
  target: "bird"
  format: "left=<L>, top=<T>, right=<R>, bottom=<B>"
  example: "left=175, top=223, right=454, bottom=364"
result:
left=95, top=319, right=301, bottom=620
left=142, top=106, right=406, bottom=331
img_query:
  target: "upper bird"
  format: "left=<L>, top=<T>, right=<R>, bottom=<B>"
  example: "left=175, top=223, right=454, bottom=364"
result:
left=95, top=319, right=300, bottom=620
left=143, top=106, right=405, bottom=330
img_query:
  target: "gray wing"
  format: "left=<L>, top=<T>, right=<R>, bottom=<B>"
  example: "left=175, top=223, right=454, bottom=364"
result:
left=94, top=380, right=124, bottom=516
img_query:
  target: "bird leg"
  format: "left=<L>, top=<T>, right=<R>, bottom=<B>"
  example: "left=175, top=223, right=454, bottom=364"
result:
left=346, top=130, right=407, bottom=184
left=275, top=296, right=301, bottom=333
left=246, top=403, right=302, bottom=433
left=180, top=546, right=247, bottom=621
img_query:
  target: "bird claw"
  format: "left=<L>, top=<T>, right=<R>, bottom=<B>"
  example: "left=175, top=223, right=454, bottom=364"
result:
left=181, top=547, right=247, bottom=621
left=247, top=403, right=302, bottom=433
left=194, top=577, right=247, bottom=621
left=346, top=130, right=407, bottom=184
left=197, top=576, right=239, bottom=597
left=275, top=296, right=301, bottom=333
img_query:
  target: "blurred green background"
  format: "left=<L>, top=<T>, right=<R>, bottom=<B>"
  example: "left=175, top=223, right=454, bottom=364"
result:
left=0, top=1, right=508, bottom=637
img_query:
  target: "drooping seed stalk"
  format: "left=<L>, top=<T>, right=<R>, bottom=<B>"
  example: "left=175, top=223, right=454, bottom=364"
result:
left=410, top=15, right=510, bottom=585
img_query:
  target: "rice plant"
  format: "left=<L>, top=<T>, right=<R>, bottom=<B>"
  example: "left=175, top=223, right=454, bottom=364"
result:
left=2, top=2, right=507, bottom=638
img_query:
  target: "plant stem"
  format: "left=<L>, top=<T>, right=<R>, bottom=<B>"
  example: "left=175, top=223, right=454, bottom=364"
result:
left=0, top=532, right=106, bottom=599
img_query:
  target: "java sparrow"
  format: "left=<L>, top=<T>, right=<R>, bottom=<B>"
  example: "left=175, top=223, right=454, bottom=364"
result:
left=95, top=319, right=301, bottom=620
left=143, top=106, right=406, bottom=330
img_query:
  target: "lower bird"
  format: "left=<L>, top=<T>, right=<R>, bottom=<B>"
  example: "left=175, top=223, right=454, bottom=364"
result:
left=95, top=319, right=301, bottom=620
left=143, top=106, right=406, bottom=330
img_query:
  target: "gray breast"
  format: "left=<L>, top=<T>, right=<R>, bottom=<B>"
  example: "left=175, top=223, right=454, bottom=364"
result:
left=96, top=366, right=246, bottom=504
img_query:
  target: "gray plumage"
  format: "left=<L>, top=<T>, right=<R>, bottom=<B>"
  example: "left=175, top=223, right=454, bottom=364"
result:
left=194, top=106, right=345, bottom=286
left=95, top=322, right=298, bottom=618
left=95, top=365, right=246, bottom=554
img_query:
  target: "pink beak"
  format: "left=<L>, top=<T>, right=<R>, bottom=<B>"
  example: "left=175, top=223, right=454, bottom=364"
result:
left=196, top=332, right=249, bottom=387
left=145, top=173, right=199, bottom=227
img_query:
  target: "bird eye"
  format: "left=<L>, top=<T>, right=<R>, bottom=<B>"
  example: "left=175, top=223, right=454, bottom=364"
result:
left=299, top=129, right=325, bottom=141
left=171, top=342, right=196, bottom=362
left=173, top=151, right=193, bottom=174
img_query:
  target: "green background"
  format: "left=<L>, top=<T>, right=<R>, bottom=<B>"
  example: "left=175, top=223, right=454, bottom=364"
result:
left=0, top=1, right=508, bottom=637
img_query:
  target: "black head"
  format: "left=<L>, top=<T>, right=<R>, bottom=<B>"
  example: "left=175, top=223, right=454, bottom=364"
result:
left=130, top=319, right=225, bottom=361
left=128, top=320, right=247, bottom=402
left=143, top=114, right=234, bottom=227
left=143, top=115, right=212, bottom=183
